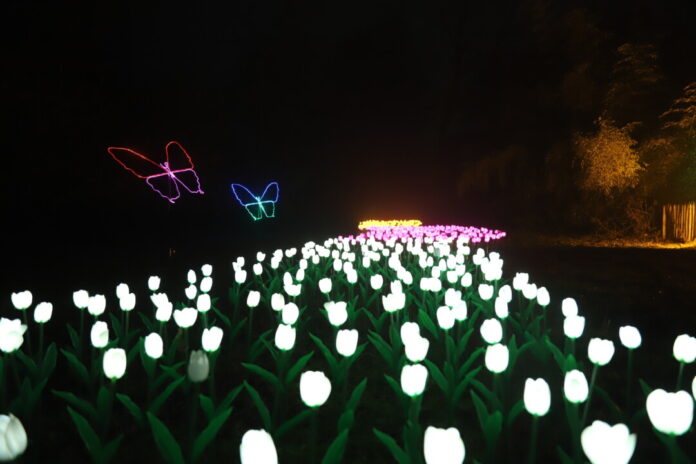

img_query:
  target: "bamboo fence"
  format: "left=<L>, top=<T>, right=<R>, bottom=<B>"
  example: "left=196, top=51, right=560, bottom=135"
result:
left=662, top=202, right=696, bottom=242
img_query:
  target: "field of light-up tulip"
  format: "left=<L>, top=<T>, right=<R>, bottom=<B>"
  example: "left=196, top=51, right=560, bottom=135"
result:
left=1, top=223, right=695, bottom=463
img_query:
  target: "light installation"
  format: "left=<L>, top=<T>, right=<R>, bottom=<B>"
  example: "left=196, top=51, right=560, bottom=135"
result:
left=231, top=182, right=279, bottom=221
left=346, top=224, right=507, bottom=243
left=107, top=141, right=204, bottom=204
left=358, top=219, right=422, bottom=229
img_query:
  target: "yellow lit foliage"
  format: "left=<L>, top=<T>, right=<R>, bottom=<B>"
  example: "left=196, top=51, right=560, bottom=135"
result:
left=358, top=219, right=422, bottom=230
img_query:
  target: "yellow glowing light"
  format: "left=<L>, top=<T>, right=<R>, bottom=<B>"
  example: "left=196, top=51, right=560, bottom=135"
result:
left=358, top=219, right=422, bottom=230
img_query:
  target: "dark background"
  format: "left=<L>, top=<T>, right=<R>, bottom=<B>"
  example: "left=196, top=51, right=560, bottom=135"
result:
left=3, top=0, right=696, bottom=293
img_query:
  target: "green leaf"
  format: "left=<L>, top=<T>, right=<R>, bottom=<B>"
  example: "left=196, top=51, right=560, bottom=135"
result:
left=149, top=376, right=185, bottom=415
left=146, top=412, right=185, bottom=464
left=54, top=390, right=96, bottom=423
left=67, top=324, right=81, bottom=352
left=212, top=307, right=232, bottom=329
left=638, top=378, right=652, bottom=398
left=101, top=434, right=124, bottom=463
left=191, top=407, right=233, bottom=462
left=470, top=390, right=489, bottom=430
left=15, top=349, right=38, bottom=379
left=457, top=347, right=484, bottom=379
left=373, top=428, right=410, bottom=464
left=346, top=378, right=368, bottom=411
left=423, top=359, right=448, bottom=395
left=337, top=410, right=355, bottom=431
left=244, top=382, right=272, bottom=431
left=242, top=362, right=280, bottom=388
left=507, top=399, right=525, bottom=427
left=384, top=374, right=404, bottom=400
left=456, top=328, right=474, bottom=359
left=367, top=331, right=394, bottom=366
left=60, top=349, right=91, bottom=387
left=41, top=342, right=58, bottom=377
left=67, top=406, right=102, bottom=462
left=321, top=429, right=349, bottom=464
left=417, top=310, right=439, bottom=339
left=310, top=332, right=337, bottom=369
left=556, top=445, right=574, bottom=464
left=216, top=384, right=244, bottom=417
left=274, top=408, right=313, bottom=439
left=116, top=393, right=144, bottom=427
left=545, top=336, right=565, bottom=370
left=470, top=379, right=503, bottom=411
left=199, top=394, right=215, bottom=422
left=483, top=411, right=503, bottom=448
left=563, top=354, right=577, bottom=372
left=286, top=351, right=314, bottom=384
left=96, top=385, right=112, bottom=418
left=249, top=329, right=272, bottom=362
left=137, top=312, right=157, bottom=333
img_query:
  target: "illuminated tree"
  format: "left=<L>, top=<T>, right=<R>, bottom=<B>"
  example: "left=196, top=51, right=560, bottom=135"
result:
left=661, top=81, right=696, bottom=136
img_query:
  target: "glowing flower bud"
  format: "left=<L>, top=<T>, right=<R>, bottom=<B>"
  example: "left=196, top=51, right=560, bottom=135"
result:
left=155, top=301, right=173, bottom=322
left=33, top=302, right=53, bottom=324
left=10, top=291, right=32, bottom=311
left=233, top=269, right=247, bottom=284
left=147, top=276, right=161, bottom=292
left=478, top=284, right=494, bottom=301
left=103, top=348, right=126, bottom=380
left=275, top=324, right=296, bottom=351
left=185, top=285, right=197, bottom=300
left=73, top=289, right=89, bottom=309
left=196, top=294, right=211, bottom=313
left=150, top=292, right=169, bottom=308
left=119, top=293, right=136, bottom=312
left=202, top=326, right=224, bottom=352
left=444, top=289, right=461, bottom=308
left=187, top=350, right=209, bottom=383
left=564, top=369, right=589, bottom=404
left=144, top=332, right=163, bottom=359
left=452, top=301, right=467, bottom=321
left=87, top=294, right=106, bottom=317
left=370, top=274, right=384, bottom=290
left=299, top=371, right=331, bottom=407
left=485, top=343, right=509, bottom=374
left=295, top=269, right=305, bottom=282
left=115, top=283, right=129, bottom=300
left=512, top=272, right=529, bottom=290
left=256, top=252, right=266, bottom=262
left=522, top=283, right=538, bottom=300
left=460, top=273, right=472, bottom=287
left=0, top=413, right=28, bottom=461
left=187, top=269, right=197, bottom=284
left=536, top=287, right=550, bottom=306
left=247, top=291, right=261, bottom=308
left=618, top=326, right=641, bottom=349
left=173, top=307, right=198, bottom=329
left=405, top=335, right=430, bottom=363
left=423, top=426, right=465, bottom=464
left=581, top=421, right=636, bottom=464
left=494, top=297, right=508, bottom=319
left=0, top=318, right=27, bottom=353
left=498, top=285, right=512, bottom=303
left=563, top=315, right=585, bottom=339
left=201, top=264, right=213, bottom=276
left=391, top=280, right=403, bottom=294
left=284, top=283, right=301, bottom=297
left=673, top=334, right=696, bottom=363
left=480, top=318, right=503, bottom=344
left=90, top=320, right=109, bottom=349
left=646, top=389, right=694, bottom=436
left=400, top=322, right=420, bottom=345
left=253, top=263, right=263, bottom=276
left=401, top=363, right=428, bottom=397
left=199, top=276, right=213, bottom=293
left=240, top=429, right=278, bottom=464
left=336, top=329, right=359, bottom=357
left=324, top=301, right=348, bottom=327
left=271, top=293, right=285, bottom=311
left=561, top=297, right=578, bottom=317
left=524, top=377, right=551, bottom=417
left=382, top=293, right=405, bottom=313
left=436, top=306, right=455, bottom=330
left=282, top=302, right=299, bottom=325
left=588, top=338, right=614, bottom=366
left=318, top=278, right=332, bottom=294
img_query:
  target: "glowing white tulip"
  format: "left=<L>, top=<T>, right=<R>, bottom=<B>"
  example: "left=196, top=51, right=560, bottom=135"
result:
left=173, top=307, right=198, bottom=329
left=436, top=306, right=455, bottom=330
left=188, top=350, right=209, bottom=382
left=284, top=283, right=301, bottom=297
left=247, top=291, right=260, bottom=308
left=673, top=334, right=696, bottom=363
left=87, top=294, right=106, bottom=317
left=187, top=269, right=197, bottom=284
left=581, top=420, right=636, bottom=464
left=485, top=343, right=509, bottom=374
left=202, top=326, right=223, bottom=352
left=199, top=276, right=213, bottom=293
left=0, top=319, right=27, bottom=353
left=119, top=293, right=136, bottom=312
left=196, top=294, right=211, bottom=313
left=33, top=302, right=53, bottom=323
left=103, top=348, right=126, bottom=380
left=494, top=297, right=508, bottom=319
left=401, top=363, right=428, bottom=397
left=460, top=273, right=472, bottom=287
left=144, top=332, right=163, bottom=359
left=240, top=429, right=278, bottom=464
left=90, top=321, right=109, bottom=349
left=155, top=301, right=173, bottom=322
left=524, top=378, right=551, bottom=416
left=563, top=315, right=585, bottom=339
left=512, top=272, right=529, bottom=290
left=73, top=290, right=89, bottom=309
left=444, top=289, right=461, bottom=308
left=480, top=318, right=503, bottom=344
left=10, top=291, right=32, bottom=311
left=536, top=287, right=550, bottom=306
left=0, top=413, right=27, bottom=461
left=646, top=389, right=693, bottom=436
left=588, top=338, right=614, bottom=366
left=147, top=276, right=161, bottom=292
left=391, top=280, right=403, bottom=294
left=498, top=285, right=512, bottom=303
left=295, top=269, right=305, bottom=282
left=150, top=292, right=169, bottom=308
left=271, top=293, right=285, bottom=311
left=274, top=324, right=296, bottom=351
left=400, top=322, right=421, bottom=345
left=300, top=371, right=331, bottom=407
left=561, top=297, right=578, bottom=317
left=478, top=284, right=494, bottom=301
left=564, top=369, right=589, bottom=404
left=405, top=335, right=430, bottom=362
left=618, top=326, right=641, bottom=349
left=281, top=302, right=299, bottom=325
left=318, top=278, right=332, bottom=294
left=115, top=283, right=129, bottom=300
left=185, top=285, right=197, bottom=300
left=382, top=293, right=405, bottom=313
left=256, top=252, right=266, bottom=262
left=336, top=329, right=358, bottom=357
left=324, top=301, right=348, bottom=327
left=201, top=264, right=212, bottom=277
left=253, top=263, right=263, bottom=276
left=522, top=283, right=538, bottom=300
left=234, top=270, right=247, bottom=284
left=693, top=376, right=696, bottom=401
left=423, top=426, right=465, bottom=464
left=452, top=301, right=467, bottom=321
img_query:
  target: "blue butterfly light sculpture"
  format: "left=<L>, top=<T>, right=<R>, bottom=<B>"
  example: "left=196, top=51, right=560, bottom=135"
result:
left=230, top=182, right=279, bottom=220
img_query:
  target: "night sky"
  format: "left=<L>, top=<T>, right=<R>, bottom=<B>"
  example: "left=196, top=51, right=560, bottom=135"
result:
left=4, top=1, right=696, bottom=289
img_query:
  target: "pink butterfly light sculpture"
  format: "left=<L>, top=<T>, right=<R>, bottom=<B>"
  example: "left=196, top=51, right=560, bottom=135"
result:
left=107, top=141, right=204, bottom=203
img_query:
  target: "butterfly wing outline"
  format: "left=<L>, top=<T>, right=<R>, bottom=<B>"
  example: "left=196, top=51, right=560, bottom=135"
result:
left=231, top=182, right=279, bottom=220
left=165, top=141, right=204, bottom=195
left=258, top=182, right=279, bottom=218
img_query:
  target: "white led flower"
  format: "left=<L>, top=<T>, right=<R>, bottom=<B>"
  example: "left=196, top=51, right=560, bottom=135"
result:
left=73, top=289, right=89, bottom=309
left=522, top=283, right=538, bottom=300
left=494, top=297, right=508, bottom=319
left=253, top=263, right=263, bottom=276
left=155, top=301, right=173, bottom=322
left=536, top=287, right=550, bottom=306
left=436, top=306, right=455, bottom=330
left=90, top=321, right=109, bottom=349
left=201, top=264, right=213, bottom=276
left=196, top=294, right=211, bottom=313
left=0, top=318, right=27, bottom=353
left=460, top=273, right=472, bottom=287
left=187, top=269, right=197, bottom=284
left=400, top=322, right=420, bottom=346
left=115, top=283, right=129, bottom=300
left=173, top=307, right=198, bottom=329
left=247, top=291, right=261, bottom=308
left=524, top=378, right=551, bottom=416
left=199, top=276, right=213, bottom=293
left=10, top=291, right=32, bottom=311
left=444, top=289, right=462, bottom=308
left=185, top=284, right=197, bottom=300
left=336, top=329, right=358, bottom=357
left=561, top=297, right=578, bottom=317
left=202, top=326, right=224, bottom=352
left=119, top=293, right=136, bottom=312
left=646, top=389, right=694, bottom=436
left=284, top=283, right=301, bottom=297
left=401, top=363, right=428, bottom=397
left=87, top=294, right=106, bottom=317
left=673, top=334, right=696, bottom=363
left=452, top=301, right=467, bottom=321
left=370, top=274, right=384, bottom=290
left=512, top=272, right=529, bottom=290
left=478, top=284, right=494, bottom=301
left=581, top=420, right=636, bottom=464
left=563, top=369, right=589, bottom=404
left=498, top=285, right=512, bottom=303
left=485, top=343, right=509, bottom=374
left=588, top=338, right=614, bottom=366
left=147, top=276, right=161, bottom=292
left=324, top=301, right=348, bottom=327
left=240, top=429, right=277, bottom=464
left=0, top=413, right=28, bottom=461
left=144, top=332, right=163, bottom=359
left=271, top=293, right=285, bottom=311
left=563, top=315, right=585, bottom=339
left=299, top=371, right=331, bottom=407
left=405, top=335, right=430, bottom=363
left=103, top=348, right=127, bottom=380
left=33, top=302, right=53, bottom=324
left=382, top=292, right=405, bottom=313
left=318, top=278, right=332, bottom=294
left=275, top=324, right=296, bottom=351
left=256, top=252, right=266, bottom=262
left=281, top=302, right=299, bottom=325
left=423, top=426, right=465, bottom=464
left=618, top=326, right=641, bottom=349
left=187, top=350, right=209, bottom=382
left=150, top=292, right=169, bottom=308
left=480, top=318, right=503, bottom=344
